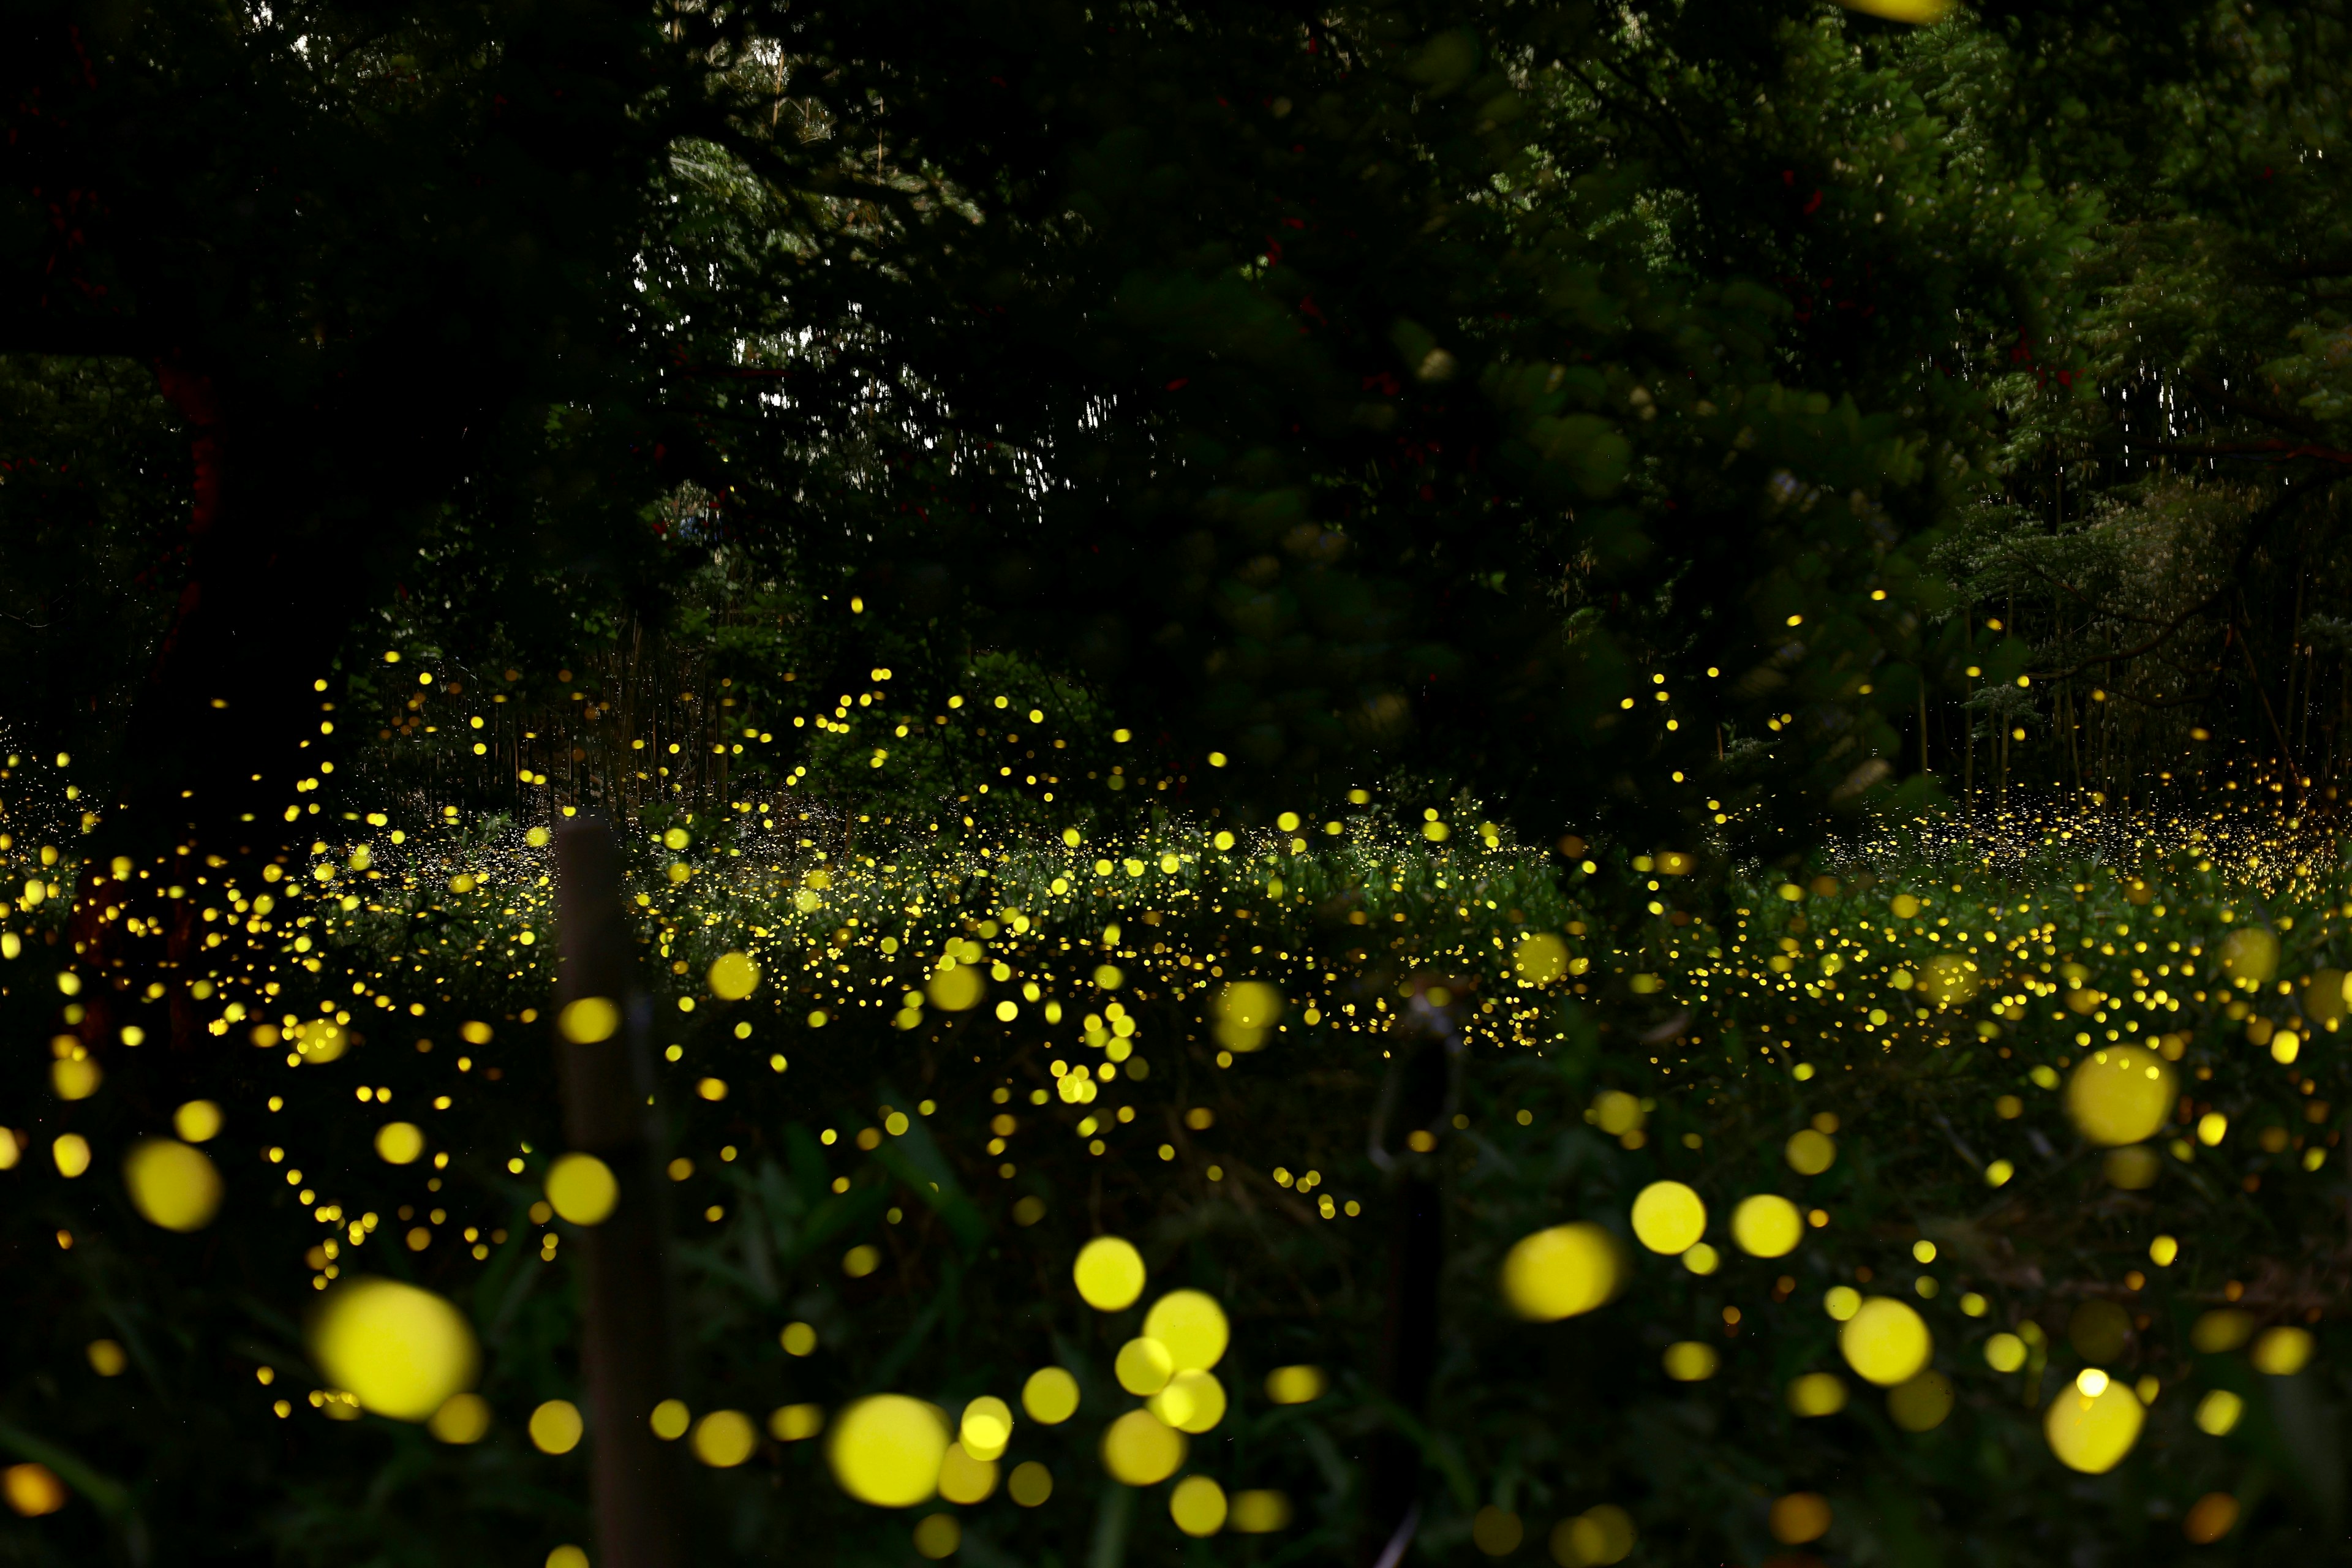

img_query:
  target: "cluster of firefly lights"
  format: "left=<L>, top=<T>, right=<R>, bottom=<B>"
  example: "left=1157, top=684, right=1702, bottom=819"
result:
left=0, top=763, right=2338, bottom=1557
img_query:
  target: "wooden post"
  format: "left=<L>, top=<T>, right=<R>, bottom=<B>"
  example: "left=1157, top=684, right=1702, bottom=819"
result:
left=553, top=818, right=685, bottom=1568
left=1360, top=992, right=1463, bottom=1568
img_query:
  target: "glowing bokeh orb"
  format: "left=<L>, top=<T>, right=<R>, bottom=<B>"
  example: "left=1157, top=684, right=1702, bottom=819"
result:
left=1008, top=1460, right=1054, bottom=1507
left=293, top=1020, right=347, bottom=1062
left=2195, top=1390, right=2244, bottom=1436
left=50, top=1053, right=99, bottom=1104
left=1662, top=1342, right=1717, bottom=1381
left=1114, top=1336, right=1174, bottom=1395
left=1513, top=932, right=1569, bottom=985
left=1916, top=952, right=1977, bottom=1007
left=1730, top=1194, right=1803, bottom=1258
left=2, top=1463, right=66, bottom=1517
left=1073, top=1236, right=1146, bottom=1311
left=1887, top=1371, right=1954, bottom=1432
left=707, top=951, right=760, bottom=1000
left=2252, top=1326, right=2314, bottom=1376
left=429, top=1393, right=491, bottom=1444
left=1629, top=1181, right=1706, bottom=1255
left=2218, top=925, right=2280, bottom=986
left=1499, top=1223, right=1623, bottom=1321
left=529, top=1400, right=582, bottom=1453
left=1787, top=1373, right=1849, bottom=1416
left=1147, top=1369, right=1227, bottom=1434
left=2103, top=1145, right=2160, bottom=1189
left=545, top=1153, right=620, bottom=1226
left=1169, top=1475, right=1229, bottom=1537
left=1231, top=1490, right=1294, bottom=1534
left=1142, top=1289, right=1229, bottom=1371
left=557, top=997, right=620, bottom=1044
left=1770, top=1493, right=1831, bottom=1545
left=2065, top=1046, right=2175, bottom=1146
left=374, top=1121, right=425, bottom=1166
left=1099, top=1409, right=1186, bottom=1486
left=692, top=1410, right=758, bottom=1468
left=927, top=966, right=984, bottom=1011
left=1264, top=1365, right=1327, bottom=1404
left=1785, top=1129, right=1836, bottom=1175
left=1838, top=1297, right=1931, bottom=1387
left=2045, top=1379, right=2144, bottom=1473
left=771, top=1403, right=824, bottom=1441
left=937, top=1442, right=998, bottom=1504
left=1022, top=1367, right=1080, bottom=1424
left=1834, top=1, right=1951, bottom=26
left=959, top=1395, right=1013, bottom=1459
left=2192, top=1308, right=2256, bottom=1352
left=172, top=1100, right=222, bottom=1143
left=123, top=1139, right=223, bottom=1232
left=310, top=1278, right=480, bottom=1421
left=827, top=1395, right=949, bottom=1507
left=1213, top=981, right=1282, bottom=1052
left=2184, top=1493, right=2241, bottom=1546
left=1554, top=1504, right=1635, bottom=1564
left=1591, top=1091, right=1643, bottom=1136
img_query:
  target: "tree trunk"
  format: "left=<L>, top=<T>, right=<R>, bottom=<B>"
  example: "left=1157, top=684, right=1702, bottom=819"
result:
left=554, top=820, right=687, bottom=1568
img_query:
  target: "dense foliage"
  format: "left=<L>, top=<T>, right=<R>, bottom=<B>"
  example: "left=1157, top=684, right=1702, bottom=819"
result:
left=7, top=782, right=2352, bottom=1564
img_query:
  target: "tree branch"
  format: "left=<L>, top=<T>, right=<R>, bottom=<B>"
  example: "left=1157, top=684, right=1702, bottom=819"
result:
left=2182, top=373, right=2336, bottom=445
left=2157, top=440, right=2352, bottom=467
left=2032, top=587, right=2226, bottom=681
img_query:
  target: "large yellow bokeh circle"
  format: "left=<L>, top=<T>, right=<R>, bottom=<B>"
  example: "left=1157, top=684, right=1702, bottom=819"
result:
left=692, top=1410, right=759, bottom=1468
left=2064, top=1046, right=2175, bottom=1147
left=828, top=1395, right=950, bottom=1507
left=310, top=1278, right=481, bottom=1420
left=374, top=1122, right=426, bottom=1166
left=2218, top=926, right=2279, bottom=986
left=1022, top=1367, right=1080, bottom=1424
left=124, top=1139, right=223, bottom=1232
left=1170, top=1475, right=1229, bottom=1537
left=1074, top=1237, right=1147, bottom=1311
left=1630, top=1182, right=1706, bottom=1255
left=1838, top=1297, right=1932, bottom=1387
left=927, top=967, right=985, bottom=1012
left=1500, top=1223, right=1623, bottom=1321
left=1100, top=1409, right=1186, bottom=1486
left=2045, top=1380, right=2144, bottom=1473
left=959, top=1395, right=1014, bottom=1458
left=937, top=1442, right=998, bottom=1504
left=1142, top=1290, right=1229, bottom=1371
left=707, top=951, right=760, bottom=1000
left=1785, top=1129, right=1836, bottom=1175
left=1148, top=1370, right=1227, bottom=1434
left=1115, top=1337, right=1174, bottom=1396
left=1730, top=1195, right=1803, bottom=1259
left=530, top=1400, right=584, bottom=1454
left=545, top=1153, right=620, bottom=1226
left=1513, top=932, right=1569, bottom=985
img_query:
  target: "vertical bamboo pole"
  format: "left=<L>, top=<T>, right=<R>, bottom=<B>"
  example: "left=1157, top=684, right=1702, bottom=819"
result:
left=1962, top=612, right=1975, bottom=812
left=554, top=820, right=685, bottom=1568
left=1360, top=993, right=1461, bottom=1568
left=1917, top=678, right=1929, bottom=778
